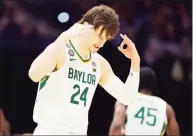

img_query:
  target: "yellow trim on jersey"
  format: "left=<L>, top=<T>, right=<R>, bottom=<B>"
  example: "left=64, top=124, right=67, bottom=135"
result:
left=68, top=40, right=92, bottom=64
left=160, top=122, right=167, bottom=135
left=122, top=126, right=126, bottom=136
left=161, top=129, right=166, bottom=136
left=122, top=115, right=127, bottom=135
left=40, top=76, right=47, bottom=83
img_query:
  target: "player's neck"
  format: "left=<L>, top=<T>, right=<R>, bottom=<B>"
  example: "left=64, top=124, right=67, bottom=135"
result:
left=70, top=39, right=90, bottom=60
left=139, top=90, right=152, bottom=96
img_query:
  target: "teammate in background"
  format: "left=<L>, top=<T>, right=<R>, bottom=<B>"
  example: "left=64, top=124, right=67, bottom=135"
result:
left=28, top=5, right=140, bottom=135
left=0, top=109, right=10, bottom=135
left=109, top=67, right=180, bottom=136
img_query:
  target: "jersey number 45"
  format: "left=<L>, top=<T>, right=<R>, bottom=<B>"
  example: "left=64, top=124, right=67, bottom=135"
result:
left=134, top=106, right=158, bottom=126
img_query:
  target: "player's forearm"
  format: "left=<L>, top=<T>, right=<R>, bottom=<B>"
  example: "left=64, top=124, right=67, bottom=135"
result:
left=109, top=124, right=122, bottom=136
left=130, top=54, right=140, bottom=72
left=28, top=32, right=69, bottom=82
left=118, top=59, right=140, bottom=104
left=102, top=71, right=139, bottom=105
left=120, top=59, right=140, bottom=104
left=123, top=68, right=139, bottom=104
left=109, top=112, right=126, bottom=135
left=100, top=54, right=139, bottom=105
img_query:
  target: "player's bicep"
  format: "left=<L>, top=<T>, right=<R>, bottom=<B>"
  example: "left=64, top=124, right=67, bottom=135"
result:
left=98, top=55, right=114, bottom=86
left=166, top=104, right=180, bottom=136
left=98, top=56, right=127, bottom=103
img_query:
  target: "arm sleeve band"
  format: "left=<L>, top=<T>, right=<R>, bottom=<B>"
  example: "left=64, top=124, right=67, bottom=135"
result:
left=102, top=69, right=139, bottom=105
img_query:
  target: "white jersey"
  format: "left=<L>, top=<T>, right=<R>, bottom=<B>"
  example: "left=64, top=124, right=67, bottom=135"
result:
left=33, top=41, right=101, bottom=134
left=125, top=93, right=167, bottom=135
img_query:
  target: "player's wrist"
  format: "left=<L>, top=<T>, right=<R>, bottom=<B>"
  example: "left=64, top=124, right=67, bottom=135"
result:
left=129, top=68, right=140, bottom=76
left=131, top=59, right=140, bottom=72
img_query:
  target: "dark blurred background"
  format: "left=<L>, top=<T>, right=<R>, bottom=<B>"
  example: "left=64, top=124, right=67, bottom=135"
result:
left=0, top=0, right=192, bottom=135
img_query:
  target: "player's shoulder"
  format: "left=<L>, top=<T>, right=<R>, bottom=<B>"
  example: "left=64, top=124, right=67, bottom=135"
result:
left=91, top=52, right=101, bottom=60
left=96, top=53, right=105, bottom=60
left=96, top=53, right=110, bottom=66
left=95, top=53, right=113, bottom=80
left=91, top=53, right=107, bottom=66
left=138, top=93, right=166, bottom=104
left=166, top=103, right=175, bottom=117
left=151, top=95, right=167, bottom=106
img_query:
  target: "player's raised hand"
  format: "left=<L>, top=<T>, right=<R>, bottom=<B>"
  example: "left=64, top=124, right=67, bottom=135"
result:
left=65, top=22, right=94, bottom=39
left=118, top=34, right=140, bottom=62
left=118, top=34, right=140, bottom=71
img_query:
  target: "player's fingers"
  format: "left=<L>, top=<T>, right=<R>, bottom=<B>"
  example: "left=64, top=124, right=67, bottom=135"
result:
left=118, top=46, right=125, bottom=51
left=120, top=33, right=125, bottom=40
left=75, top=23, right=93, bottom=30
left=120, top=33, right=129, bottom=45
left=82, top=23, right=93, bottom=29
left=118, top=46, right=121, bottom=51
left=118, top=46, right=124, bottom=52
left=123, top=34, right=136, bottom=50
left=119, top=40, right=125, bottom=49
left=82, top=27, right=94, bottom=34
left=83, top=22, right=89, bottom=25
left=119, top=47, right=127, bottom=55
left=123, top=34, right=128, bottom=39
left=124, top=34, right=133, bottom=44
left=118, top=42, right=127, bottom=54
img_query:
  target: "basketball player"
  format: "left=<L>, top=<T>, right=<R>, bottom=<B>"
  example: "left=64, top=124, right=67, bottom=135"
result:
left=28, top=5, right=140, bottom=135
left=109, top=67, right=180, bottom=135
left=0, top=109, right=10, bottom=135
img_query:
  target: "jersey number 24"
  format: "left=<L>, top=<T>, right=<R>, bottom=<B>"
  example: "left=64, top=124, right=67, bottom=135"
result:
left=70, top=84, right=88, bottom=106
